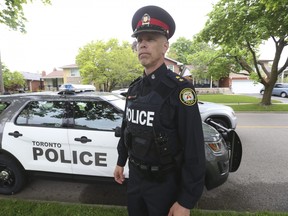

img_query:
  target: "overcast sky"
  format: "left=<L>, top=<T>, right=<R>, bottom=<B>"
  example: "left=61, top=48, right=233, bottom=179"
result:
left=0, top=0, right=284, bottom=74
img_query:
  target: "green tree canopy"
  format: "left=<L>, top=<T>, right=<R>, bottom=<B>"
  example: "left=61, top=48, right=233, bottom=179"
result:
left=187, top=42, right=240, bottom=81
left=199, top=0, right=288, bottom=105
left=0, top=0, right=51, bottom=33
left=2, top=64, right=25, bottom=92
left=76, top=38, right=142, bottom=92
left=168, top=37, right=241, bottom=82
left=168, top=37, right=194, bottom=65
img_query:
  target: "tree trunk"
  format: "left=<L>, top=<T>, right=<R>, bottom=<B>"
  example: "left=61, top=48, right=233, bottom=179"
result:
left=260, top=85, right=273, bottom=105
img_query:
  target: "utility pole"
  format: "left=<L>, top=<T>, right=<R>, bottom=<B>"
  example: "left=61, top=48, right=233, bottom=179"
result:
left=0, top=51, right=4, bottom=94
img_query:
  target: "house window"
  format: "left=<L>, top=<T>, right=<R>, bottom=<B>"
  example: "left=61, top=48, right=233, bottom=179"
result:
left=70, top=68, right=80, bottom=77
left=167, top=65, right=174, bottom=72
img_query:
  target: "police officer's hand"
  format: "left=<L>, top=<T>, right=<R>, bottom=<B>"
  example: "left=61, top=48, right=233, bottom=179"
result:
left=114, top=165, right=125, bottom=184
left=168, top=202, right=190, bottom=216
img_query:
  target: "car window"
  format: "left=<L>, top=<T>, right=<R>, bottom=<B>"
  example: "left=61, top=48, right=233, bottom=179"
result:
left=0, top=102, right=10, bottom=115
left=274, top=84, right=288, bottom=89
left=15, top=101, right=66, bottom=127
left=71, top=101, right=123, bottom=131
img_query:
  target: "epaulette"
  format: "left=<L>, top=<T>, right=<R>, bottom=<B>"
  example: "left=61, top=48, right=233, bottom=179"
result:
left=155, top=71, right=188, bottom=100
left=164, top=71, right=188, bottom=87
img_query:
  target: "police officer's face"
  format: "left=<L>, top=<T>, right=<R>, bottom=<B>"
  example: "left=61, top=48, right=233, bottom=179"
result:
left=136, top=33, right=169, bottom=72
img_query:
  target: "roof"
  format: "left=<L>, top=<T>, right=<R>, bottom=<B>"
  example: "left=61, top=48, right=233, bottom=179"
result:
left=164, top=57, right=183, bottom=66
left=0, top=91, right=124, bottom=101
left=60, top=64, right=78, bottom=69
left=21, top=72, right=42, bottom=81
left=43, top=70, right=64, bottom=78
left=229, top=72, right=250, bottom=79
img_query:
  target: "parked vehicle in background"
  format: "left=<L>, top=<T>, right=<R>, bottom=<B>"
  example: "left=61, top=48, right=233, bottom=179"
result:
left=0, top=91, right=241, bottom=195
left=112, top=88, right=237, bottom=129
left=59, top=83, right=96, bottom=92
left=260, top=83, right=288, bottom=98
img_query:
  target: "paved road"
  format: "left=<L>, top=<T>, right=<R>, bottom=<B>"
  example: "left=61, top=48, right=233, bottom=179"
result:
left=2, top=112, right=288, bottom=212
left=199, top=112, right=288, bottom=212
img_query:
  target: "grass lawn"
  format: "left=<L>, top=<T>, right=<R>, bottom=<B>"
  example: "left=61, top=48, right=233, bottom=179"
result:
left=1, top=199, right=288, bottom=216
left=197, top=94, right=288, bottom=112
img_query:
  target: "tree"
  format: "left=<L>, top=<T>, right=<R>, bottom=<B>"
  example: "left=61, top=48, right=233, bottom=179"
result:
left=168, top=37, right=194, bottom=65
left=168, top=37, right=240, bottom=83
left=0, top=0, right=51, bottom=33
left=187, top=43, right=241, bottom=82
left=76, top=38, right=142, bottom=92
left=2, top=64, right=25, bottom=92
left=199, top=0, right=288, bottom=105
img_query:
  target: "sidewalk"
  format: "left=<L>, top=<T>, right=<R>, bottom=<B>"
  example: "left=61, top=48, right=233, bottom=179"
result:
left=240, top=93, right=288, bottom=104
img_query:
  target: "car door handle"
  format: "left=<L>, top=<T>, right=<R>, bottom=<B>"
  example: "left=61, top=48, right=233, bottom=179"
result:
left=8, top=131, right=23, bottom=138
left=74, top=136, right=92, bottom=144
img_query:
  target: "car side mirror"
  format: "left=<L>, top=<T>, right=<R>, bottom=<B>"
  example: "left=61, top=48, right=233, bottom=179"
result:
left=114, top=126, right=122, bottom=137
left=227, top=130, right=242, bottom=172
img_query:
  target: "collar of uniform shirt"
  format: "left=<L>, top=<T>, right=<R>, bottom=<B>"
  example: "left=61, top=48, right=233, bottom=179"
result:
left=143, top=64, right=167, bottom=86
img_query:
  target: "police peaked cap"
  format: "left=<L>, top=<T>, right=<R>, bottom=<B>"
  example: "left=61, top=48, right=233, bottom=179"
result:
left=131, top=5, right=175, bottom=39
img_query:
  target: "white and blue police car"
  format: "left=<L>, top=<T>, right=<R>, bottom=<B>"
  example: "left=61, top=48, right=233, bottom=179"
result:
left=0, top=91, right=241, bottom=195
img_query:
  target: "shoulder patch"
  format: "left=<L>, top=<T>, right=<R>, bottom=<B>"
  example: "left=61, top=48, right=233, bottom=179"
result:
left=179, top=88, right=197, bottom=106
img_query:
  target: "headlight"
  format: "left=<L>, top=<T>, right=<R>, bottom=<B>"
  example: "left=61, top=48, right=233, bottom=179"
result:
left=206, top=138, right=227, bottom=155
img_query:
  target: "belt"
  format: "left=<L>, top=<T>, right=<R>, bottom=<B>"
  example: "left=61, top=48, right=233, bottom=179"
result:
left=129, top=157, right=160, bottom=172
left=129, top=156, right=176, bottom=173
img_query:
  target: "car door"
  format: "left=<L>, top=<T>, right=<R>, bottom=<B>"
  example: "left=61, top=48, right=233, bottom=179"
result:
left=272, top=84, right=282, bottom=96
left=2, top=100, right=72, bottom=174
left=67, top=100, right=125, bottom=178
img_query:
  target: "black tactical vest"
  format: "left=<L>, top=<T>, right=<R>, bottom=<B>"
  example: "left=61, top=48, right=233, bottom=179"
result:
left=124, top=74, right=182, bottom=165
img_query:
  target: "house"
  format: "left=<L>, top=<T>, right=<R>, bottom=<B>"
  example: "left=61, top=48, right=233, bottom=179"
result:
left=40, top=57, right=280, bottom=94
left=61, top=64, right=82, bottom=84
left=229, top=60, right=288, bottom=94
left=41, top=64, right=95, bottom=91
left=41, top=69, right=64, bottom=91
left=41, top=64, right=82, bottom=92
left=229, top=72, right=263, bottom=94
left=164, top=57, right=183, bottom=73
left=21, top=72, right=43, bottom=92
left=53, top=59, right=183, bottom=91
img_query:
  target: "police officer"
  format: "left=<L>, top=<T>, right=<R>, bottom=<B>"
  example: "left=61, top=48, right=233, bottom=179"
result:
left=114, top=5, right=206, bottom=216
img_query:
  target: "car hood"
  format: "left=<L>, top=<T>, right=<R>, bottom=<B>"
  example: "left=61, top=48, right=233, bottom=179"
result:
left=198, top=101, right=234, bottom=113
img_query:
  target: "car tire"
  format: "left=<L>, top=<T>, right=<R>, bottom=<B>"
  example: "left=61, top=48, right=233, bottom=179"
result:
left=280, top=92, right=287, bottom=98
left=260, top=90, right=264, bottom=95
left=0, top=155, right=27, bottom=195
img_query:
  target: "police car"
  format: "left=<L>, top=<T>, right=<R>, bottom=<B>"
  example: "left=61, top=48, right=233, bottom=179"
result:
left=112, top=88, right=238, bottom=129
left=0, top=91, right=241, bottom=195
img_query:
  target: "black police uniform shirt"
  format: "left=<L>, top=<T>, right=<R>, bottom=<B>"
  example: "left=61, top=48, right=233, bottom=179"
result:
left=116, top=63, right=206, bottom=209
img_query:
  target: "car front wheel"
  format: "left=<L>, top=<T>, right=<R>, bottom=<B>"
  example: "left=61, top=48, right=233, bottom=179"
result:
left=280, top=92, right=287, bottom=98
left=0, top=155, right=27, bottom=195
